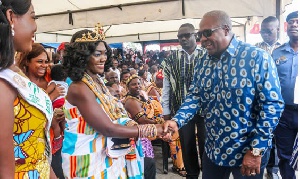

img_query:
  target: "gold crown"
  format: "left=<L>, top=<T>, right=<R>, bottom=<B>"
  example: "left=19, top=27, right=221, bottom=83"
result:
left=126, top=75, right=139, bottom=86
left=75, top=23, right=106, bottom=42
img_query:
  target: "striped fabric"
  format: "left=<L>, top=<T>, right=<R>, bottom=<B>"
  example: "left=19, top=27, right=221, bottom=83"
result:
left=62, top=101, right=144, bottom=178
left=162, top=48, right=204, bottom=115
left=62, top=74, right=144, bottom=178
left=290, top=134, right=298, bottom=171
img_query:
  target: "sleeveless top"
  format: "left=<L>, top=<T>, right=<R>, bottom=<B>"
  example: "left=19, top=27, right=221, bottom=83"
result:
left=0, top=68, right=53, bottom=178
left=62, top=73, right=144, bottom=179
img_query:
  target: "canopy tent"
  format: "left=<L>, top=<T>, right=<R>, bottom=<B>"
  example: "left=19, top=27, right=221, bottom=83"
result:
left=41, top=43, right=60, bottom=49
left=32, top=0, right=292, bottom=43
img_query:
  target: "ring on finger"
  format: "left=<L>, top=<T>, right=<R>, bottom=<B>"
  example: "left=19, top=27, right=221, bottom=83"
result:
left=250, top=172, right=256, bottom=175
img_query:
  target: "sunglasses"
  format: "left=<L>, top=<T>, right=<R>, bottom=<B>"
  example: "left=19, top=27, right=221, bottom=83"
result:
left=177, top=33, right=196, bottom=39
left=259, top=29, right=274, bottom=35
left=197, top=27, right=222, bottom=39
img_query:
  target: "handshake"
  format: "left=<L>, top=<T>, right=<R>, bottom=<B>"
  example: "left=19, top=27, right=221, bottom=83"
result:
left=155, top=120, right=179, bottom=142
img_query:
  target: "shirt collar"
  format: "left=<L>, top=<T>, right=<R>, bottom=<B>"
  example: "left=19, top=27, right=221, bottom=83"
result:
left=225, top=35, right=239, bottom=57
left=179, top=46, right=201, bottom=54
left=281, top=42, right=297, bottom=53
left=260, top=40, right=281, bottom=47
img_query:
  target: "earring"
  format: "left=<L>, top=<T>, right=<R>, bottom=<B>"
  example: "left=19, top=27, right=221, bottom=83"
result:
left=11, top=24, right=15, bottom=36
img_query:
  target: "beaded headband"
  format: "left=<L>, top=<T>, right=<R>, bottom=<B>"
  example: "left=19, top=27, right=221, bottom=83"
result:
left=126, top=74, right=139, bottom=86
left=75, top=23, right=105, bottom=42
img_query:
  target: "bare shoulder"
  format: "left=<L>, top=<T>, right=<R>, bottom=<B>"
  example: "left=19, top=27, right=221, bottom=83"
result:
left=0, top=78, right=17, bottom=100
left=67, top=81, right=94, bottom=105
left=124, top=97, right=142, bottom=110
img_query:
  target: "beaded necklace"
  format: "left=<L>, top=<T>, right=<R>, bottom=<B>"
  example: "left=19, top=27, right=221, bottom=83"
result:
left=82, top=73, right=127, bottom=120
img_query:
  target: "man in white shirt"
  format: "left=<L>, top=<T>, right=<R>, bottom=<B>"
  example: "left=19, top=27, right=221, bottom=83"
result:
left=110, top=58, right=120, bottom=81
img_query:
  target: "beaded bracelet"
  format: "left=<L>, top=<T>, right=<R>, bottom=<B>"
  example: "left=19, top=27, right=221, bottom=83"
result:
left=133, top=111, right=145, bottom=122
left=125, top=120, right=138, bottom=127
left=54, top=135, right=62, bottom=140
left=137, top=124, right=157, bottom=138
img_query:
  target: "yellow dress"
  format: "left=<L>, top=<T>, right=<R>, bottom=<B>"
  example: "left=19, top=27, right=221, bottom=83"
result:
left=0, top=68, right=52, bottom=179
left=14, top=96, right=50, bottom=178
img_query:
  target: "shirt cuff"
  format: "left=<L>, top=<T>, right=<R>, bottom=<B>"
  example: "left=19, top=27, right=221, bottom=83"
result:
left=250, top=136, right=271, bottom=156
left=172, top=117, right=184, bottom=129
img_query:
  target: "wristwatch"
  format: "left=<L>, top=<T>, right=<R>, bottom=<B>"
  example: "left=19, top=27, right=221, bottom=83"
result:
left=251, top=148, right=263, bottom=157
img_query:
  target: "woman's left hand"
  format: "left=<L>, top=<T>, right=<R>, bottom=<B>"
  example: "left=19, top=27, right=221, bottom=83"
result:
left=51, top=108, right=65, bottom=127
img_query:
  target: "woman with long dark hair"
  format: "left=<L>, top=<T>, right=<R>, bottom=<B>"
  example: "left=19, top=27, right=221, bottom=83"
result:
left=0, top=0, right=56, bottom=178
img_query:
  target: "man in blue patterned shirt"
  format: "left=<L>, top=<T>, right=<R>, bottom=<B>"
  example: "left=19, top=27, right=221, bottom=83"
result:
left=163, top=10, right=284, bottom=178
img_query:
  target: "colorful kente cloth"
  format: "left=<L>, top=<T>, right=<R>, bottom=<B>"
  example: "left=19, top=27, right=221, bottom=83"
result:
left=124, top=95, right=164, bottom=158
left=0, top=68, right=53, bottom=178
left=62, top=73, right=144, bottom=179
left=145, top=82, right=162, bottom=98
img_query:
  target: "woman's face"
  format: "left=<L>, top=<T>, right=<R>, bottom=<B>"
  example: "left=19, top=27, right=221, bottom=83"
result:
left=27, top=52, right=49, bottom=77
left=13, top=4, right=37, bottom=53
left=128, top=78, right=141, bottom=96
left=86, top=42, right=108, bottom=75
left=142, top=72, right=147, bottom=80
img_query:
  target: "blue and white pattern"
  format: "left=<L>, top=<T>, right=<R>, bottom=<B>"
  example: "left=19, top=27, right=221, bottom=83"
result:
left=173, top=36, right=285, bottom=167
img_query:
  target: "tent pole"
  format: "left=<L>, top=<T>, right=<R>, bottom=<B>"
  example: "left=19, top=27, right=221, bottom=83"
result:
left=182, top=0, right=185, bottom=16
left=276, top=0, right=281, bottom=40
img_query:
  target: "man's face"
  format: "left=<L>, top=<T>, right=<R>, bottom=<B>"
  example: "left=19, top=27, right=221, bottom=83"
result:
left=287, top=18, right=298, bottom=40
left=108, top=73, right=119, bottom=83
left=260, top=21, right=279, bottom=45
left=112, top=60, right=119, bottom=68
left=122, top=65, right=128, bottom=72
left=177, top=26, right=197, bottom=51
left=122, top=73, right=130, bottom=82
left=199, top=16, right=226, bottom=57
left=111, top=84, right=121, bottom=99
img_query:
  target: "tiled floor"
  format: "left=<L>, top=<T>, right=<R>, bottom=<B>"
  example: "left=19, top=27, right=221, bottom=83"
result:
left=154, top=145, right=199, bottom=179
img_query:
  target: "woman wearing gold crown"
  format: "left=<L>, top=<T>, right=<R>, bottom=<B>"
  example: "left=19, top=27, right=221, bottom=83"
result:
left=61, top=28, right=165, bottom=179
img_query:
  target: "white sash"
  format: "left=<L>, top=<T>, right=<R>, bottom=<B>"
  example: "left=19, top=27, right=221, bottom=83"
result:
left=0, top=68, right=53, bottom=130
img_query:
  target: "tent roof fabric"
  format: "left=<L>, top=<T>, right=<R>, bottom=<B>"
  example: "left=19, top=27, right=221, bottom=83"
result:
left=32, top=0, right=290, bottom=43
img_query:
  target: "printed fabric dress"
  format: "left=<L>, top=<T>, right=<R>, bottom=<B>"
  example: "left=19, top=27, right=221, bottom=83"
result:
left=0, top=68, right=53, bottom=178
left=123, top=95, right=164, bottom=158
left=62, top=73, right=144, bottom=179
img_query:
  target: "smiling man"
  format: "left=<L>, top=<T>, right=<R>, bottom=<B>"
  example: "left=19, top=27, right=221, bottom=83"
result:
left=163, top=10, right=285, bottom=179
left=272, top=11, right=298, bottom=179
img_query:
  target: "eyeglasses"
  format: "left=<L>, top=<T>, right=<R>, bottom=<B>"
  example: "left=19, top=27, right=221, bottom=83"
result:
left=177, top=33, right=196, bottom=39
left=197, top=27, right=222, bottom=39
left=259, top=29, right=274, bottom=35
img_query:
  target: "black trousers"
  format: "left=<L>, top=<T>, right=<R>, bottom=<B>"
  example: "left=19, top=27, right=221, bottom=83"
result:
left=144, top=157, right=156, bottom=179
left=179, top=114, right=205, bottom=179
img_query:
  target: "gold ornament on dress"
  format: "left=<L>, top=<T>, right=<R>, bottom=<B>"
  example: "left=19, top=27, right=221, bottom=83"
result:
left=75, top=23, right=106, bottom=42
